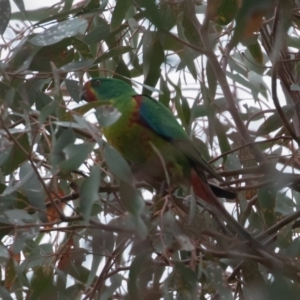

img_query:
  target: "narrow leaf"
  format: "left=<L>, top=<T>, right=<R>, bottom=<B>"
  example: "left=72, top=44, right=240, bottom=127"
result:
left=79, top=165, right=101, bottom=221
left=30, top=18, right=88, bottom=46
left=0, top=0, right=11, bottom=34
left=104, top=144, right=133, bottom=184
left=111, top=0, right=132, bottom=31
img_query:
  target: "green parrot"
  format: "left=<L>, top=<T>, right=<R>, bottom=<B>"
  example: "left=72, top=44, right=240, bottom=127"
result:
left=80, top=77, right=261, bottom=246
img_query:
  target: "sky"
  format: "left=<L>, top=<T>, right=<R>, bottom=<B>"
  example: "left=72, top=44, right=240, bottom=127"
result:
left=11, top=0, right=60, bottom=11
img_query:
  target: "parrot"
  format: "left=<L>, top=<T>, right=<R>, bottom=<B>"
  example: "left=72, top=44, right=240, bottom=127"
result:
left=80, top=77, right=264, bottom=249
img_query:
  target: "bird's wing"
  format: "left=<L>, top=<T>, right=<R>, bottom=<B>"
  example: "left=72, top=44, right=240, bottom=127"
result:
left=135, top=95, right=224, bottom=182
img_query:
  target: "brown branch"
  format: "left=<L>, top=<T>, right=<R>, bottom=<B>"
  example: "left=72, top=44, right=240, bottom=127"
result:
left=192, top=8, right=265, bottom=159
left=0, top=116, right=71, bottom=221
left=272, top=65, right=300, bottom=144
left=256, top=209, right=300, bottom=241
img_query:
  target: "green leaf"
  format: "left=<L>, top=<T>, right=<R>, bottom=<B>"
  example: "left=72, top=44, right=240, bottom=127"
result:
left=83, top=24, right=110, bottom=45
left=225, top=154, right=241, bottom=170
left=257, top=105, right=295, bottom=135
left=39, top=98, right=58, bottom=124
left=59, top=59, right=94, bottom=71
left=226, top=71, right=257, bottom=91
left=34, top=89, right=53, bottom=111
left=201, top=82, right=215, bottom=144
left=0, top=81, right=22, bottom=110
left=206, top=263, right=234, bottom=299
left=1, top=162, right=40, bottom=197
left=113, top=59, right=131, bottom=84
left=182, top=9, right=202, bottom=47
left=215, top=118, right=231, bottom=159
left=94, top=46, right=133, bottom=64
left=0, top=133, right=30, bottom=176
left=138, top=0, right=163, bottom=30
left=174, top=87, right=190, bottom=128
left=20, top=243, right=54, bottom=271
left=120, top=181, right=145, bottom=216
left=228, top=55, right=248, bottom=78
left=19, top=162, right=47, bottom=220
left=128, top=252, right=151, bottom=299
left=158, top=76, right=170, bottom=107
left=0, top=144, right=12, bottom=166
left=230, top=0, right=273, bottom=47
left=100, top=274, right=123, bottom=300
left=277, top=221, right=293, bottom=249
left=33, top=5, right=84, bottom=25
left=258, top=184, right=276, bottom=228
left=167, top=262, right=198, bottom=300
left=109, top=214, right=147, bottom=237
left=11, top=6, right=59, bottom=22
left=59, top=142, right=94, bottom=172
left=104, top=144, right=133, bottom=184
left=241, top=262, right=266, bottom=298
left=7, top=42, right=38, bottom=73
left=0, top=245, right=9, bottom=264
left=69, top=37, right=93, bottom=58
left=65, top=79, right=80, bottom=103
left=29, top=42, right=74, bottom=72
left=67, top=101, right=106, bottom=120
left=95, top=105, right=121, bottom=127
left=86, top=253, right=102, bottom=289
left=206, top=60, right=217, bottom=100
left=192, top=136, right=210, bottom=161
left=0, top=209, right=35, bottom=225
left=51, top=128, right=76, bottom=171
left=30, top=18, right=88, bottom=46
left=0, top=287, right=13, bottom=300
left=211, top=0, right=238, bottom=26
left=79, top=165, right=101, bottom=221
left=142, top=31, right=164, bottom=94
left=13, top=226, right=39, bottom=253
left=111, top=0, right=132, bottom=31
left=0, top=0, right=11, bottom=34
left=168, top=78, right=190, bottom=127
left=276, top=193, right=294, bottom=216
left=266, top=275, right=300, bottom=300
left=247, top=40, right=264, bottom=65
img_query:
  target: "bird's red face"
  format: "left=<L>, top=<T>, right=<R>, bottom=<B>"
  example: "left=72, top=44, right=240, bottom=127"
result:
left=80, top=80, right=100, bottom=102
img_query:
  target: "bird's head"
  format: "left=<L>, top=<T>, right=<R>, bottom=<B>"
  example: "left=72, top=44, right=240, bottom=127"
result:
left=80, top=77, right=135, bottom=102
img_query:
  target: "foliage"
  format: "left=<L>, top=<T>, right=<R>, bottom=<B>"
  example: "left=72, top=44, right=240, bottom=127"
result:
left=1, top=0, right=300, bottom=298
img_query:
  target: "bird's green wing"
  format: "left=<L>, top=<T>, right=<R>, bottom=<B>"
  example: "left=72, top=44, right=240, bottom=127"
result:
left=136, top=95, right=224, bottom=182
left=136, top=95, right=187, bottom=140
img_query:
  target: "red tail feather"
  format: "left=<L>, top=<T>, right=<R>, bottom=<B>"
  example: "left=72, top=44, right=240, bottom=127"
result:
left=190, top=170, right=217, bottom=205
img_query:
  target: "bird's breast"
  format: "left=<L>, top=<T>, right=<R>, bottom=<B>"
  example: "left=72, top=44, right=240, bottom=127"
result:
left=103, top=100, right=154, bottom=163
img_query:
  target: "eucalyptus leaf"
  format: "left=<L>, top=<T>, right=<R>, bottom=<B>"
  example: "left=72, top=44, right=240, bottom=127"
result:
left=104, top=144, right=133, bottom=184
left=30, top=18, right=88, bottom=46
left=119, top=181, right=145, bottom=216
left=59, top=142, right=94, bottom=172
left=19, top=162, right=47, bottom=218
left=59, top=59, right=94, bottom=71
left=83, top=24, right=111, bottom=45
left=79, top=165, right=101, bottom=221
left=257, top=105, right=295, bottom=135
left=65, top=79, right=80, bottom=103
left=111, top=0, right=132, bottom=31
left=95, top=105, right=121, bottom=127
left=258, top=184, right=276, bottom=228
left=0, top=0, right=11, bottom=34
left=94, top=46, right=133, bottom=64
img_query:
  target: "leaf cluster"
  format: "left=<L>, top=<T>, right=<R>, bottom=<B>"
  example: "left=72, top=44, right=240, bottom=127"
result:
left=1, top=0, right=300, bottom=299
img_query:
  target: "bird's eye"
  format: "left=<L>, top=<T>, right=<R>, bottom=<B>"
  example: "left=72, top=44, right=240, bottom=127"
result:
left=94, top=80, right=101, bottom=86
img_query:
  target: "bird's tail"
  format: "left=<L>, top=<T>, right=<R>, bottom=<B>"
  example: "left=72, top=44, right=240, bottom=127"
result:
left=190, top=170, right=262, bottom=247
